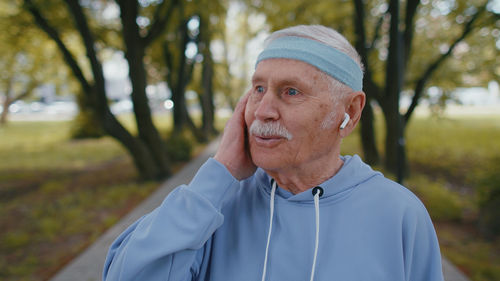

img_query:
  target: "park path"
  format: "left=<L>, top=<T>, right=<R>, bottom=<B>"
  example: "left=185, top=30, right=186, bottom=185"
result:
left=49, top=138, right=470, bottom=281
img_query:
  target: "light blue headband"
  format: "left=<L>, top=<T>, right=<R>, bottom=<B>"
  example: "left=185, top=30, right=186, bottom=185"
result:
left=256, top=36, right=363, bottom=92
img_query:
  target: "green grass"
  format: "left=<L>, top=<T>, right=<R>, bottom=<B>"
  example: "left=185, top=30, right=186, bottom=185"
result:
left=437, top=223, right=500, bottom=281
left=406, top=115, right=500, bottom=185
left=0, top=118, right=184, bottom=281
left=0, top=121, right=126, bottom=171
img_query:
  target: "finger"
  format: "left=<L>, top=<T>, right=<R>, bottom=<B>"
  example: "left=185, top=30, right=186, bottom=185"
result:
left=238, top=90, right=251, bottom=102
left=234, top=91, right=250, bottom=115
left=229, top=93, right=250, bottom=130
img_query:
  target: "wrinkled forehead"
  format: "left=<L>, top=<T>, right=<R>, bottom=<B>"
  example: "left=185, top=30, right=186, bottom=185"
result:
left=252, top=58, right=325, bottom=81
left=255, top=36, right=363, bottom=92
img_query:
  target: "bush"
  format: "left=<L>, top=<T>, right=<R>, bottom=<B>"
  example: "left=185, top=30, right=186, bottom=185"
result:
left=70, top=108, right=105, bottom=139
left=165, top=130, right=194, bottom=163
left=476, top=157, right=500, bottom=239
left=407, top=175, right=463, bottom=222
left=70, top=93, right=105, bottom=139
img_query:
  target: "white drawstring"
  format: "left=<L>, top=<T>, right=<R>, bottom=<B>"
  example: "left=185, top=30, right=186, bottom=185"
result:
left=261, top=180, right=277, bottom=281
left=261, top=181, right=322, bottom=281
left=310, top=189, right=321, bottom=281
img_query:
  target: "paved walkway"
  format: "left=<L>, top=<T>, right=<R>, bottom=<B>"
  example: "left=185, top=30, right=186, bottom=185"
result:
left=49, top=139, right=470, bottom=281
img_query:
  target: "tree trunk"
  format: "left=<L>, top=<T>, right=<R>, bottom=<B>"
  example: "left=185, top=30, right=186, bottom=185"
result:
left=1, top=78, right=13, bottom=125
left=383, top=0, right=407, bottom=181
left=1, top=77, right=37, bottom=126
left=123, top=36, right=171, bottom=176
left=168, top=19, right=204, bottom=142
left=96, top=107, right=160, bottom=179
left=1, top=95, right=11, bottom=125
left=201, top=52, right=216, bottom=137
left=119, top=0, right=171, bottom=178
left=360, top=101, right=379, bottom=165
left=352, top=0, right=380, bottom=165
left=382, top=105, right=407, bottom=173
left=172, top=20, right=190, bottom=131
left=199, top=15, right=217, bottom=139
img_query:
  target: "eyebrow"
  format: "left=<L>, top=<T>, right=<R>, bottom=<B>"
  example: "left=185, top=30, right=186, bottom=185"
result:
left=280, top=78, right=307, bottom=88
left=251, top=75, right=265, bottom=85
left=251, top=74, right=311, bottom=90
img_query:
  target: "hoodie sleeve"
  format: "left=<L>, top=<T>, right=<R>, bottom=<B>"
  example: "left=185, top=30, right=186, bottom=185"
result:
left=402, top=200, right=444, bottom=281
left=103, top=158, right=240, bottom=281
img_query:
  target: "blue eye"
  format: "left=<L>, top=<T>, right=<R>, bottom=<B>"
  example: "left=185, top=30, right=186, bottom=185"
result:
left=256, top=86, right=264, bottom=93
left=286, top=88, right=298, bottom=96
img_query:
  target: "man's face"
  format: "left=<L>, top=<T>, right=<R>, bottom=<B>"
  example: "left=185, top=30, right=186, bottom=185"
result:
left=245, top=58, right=344, bottom=172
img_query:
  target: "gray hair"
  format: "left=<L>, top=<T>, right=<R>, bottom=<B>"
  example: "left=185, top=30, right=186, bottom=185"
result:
left=265, top=25, right=364, bottom=104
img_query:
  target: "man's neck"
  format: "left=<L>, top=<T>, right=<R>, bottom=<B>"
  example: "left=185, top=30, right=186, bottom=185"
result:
left=265, top=154, right=344, bottom=195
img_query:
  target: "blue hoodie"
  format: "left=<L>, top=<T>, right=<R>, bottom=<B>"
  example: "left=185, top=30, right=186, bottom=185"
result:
left=103, top=155, right=444, bottom=281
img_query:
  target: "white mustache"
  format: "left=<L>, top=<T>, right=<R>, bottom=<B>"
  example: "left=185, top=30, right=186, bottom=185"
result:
left=249, top=120, right=293, bottom=140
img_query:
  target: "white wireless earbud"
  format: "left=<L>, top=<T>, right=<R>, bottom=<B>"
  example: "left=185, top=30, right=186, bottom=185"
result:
left=340, top=113, right=350, bottom=130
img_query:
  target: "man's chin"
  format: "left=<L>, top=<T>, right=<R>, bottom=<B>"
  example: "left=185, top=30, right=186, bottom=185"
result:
left=250, top=150, right=282, bottom=171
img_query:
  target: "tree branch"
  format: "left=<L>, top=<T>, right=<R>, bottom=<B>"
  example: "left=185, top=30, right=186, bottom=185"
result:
left=404, top=5, right=486, bottom=122
left=384, top=0, right=403, bottom=105
left=117, top=0, right=146, bottom=59
left=353, top=0, right=382, bottom=102
left=13, top=79, right=38, bottom=102
left=23, top=0, right=91, bottom=93
left=369, top=13, right=386, bottom=51
left=403, top=0, right=420, bottom=70
left=143, top=0, right=180, bottom=47
left=353, top=0, right=368, bottom=65
left=65, top=0, right=106, bottom=93
left=367, top=12, right=388, bottom=103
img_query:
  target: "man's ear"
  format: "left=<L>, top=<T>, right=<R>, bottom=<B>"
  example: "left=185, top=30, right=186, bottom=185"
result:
left=339, top=91, right=366, bottom=138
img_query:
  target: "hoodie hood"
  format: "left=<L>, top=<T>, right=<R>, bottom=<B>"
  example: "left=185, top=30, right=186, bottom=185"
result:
left=254, top=154, right=381, bottom=203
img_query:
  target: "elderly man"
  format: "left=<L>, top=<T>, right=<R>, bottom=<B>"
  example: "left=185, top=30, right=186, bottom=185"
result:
left=103, top=25, right=444, bottom=281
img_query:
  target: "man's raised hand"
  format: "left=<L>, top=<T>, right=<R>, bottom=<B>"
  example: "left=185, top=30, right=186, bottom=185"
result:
left=214, top=93, right=257, bottom=180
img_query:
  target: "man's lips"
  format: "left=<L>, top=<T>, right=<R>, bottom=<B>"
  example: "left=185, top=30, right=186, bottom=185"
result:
left=252, top=135, right=286, bottom=146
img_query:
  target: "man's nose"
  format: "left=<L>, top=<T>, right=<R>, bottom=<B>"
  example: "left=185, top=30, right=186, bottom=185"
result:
left=254, top=91, right=279, bottom=121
